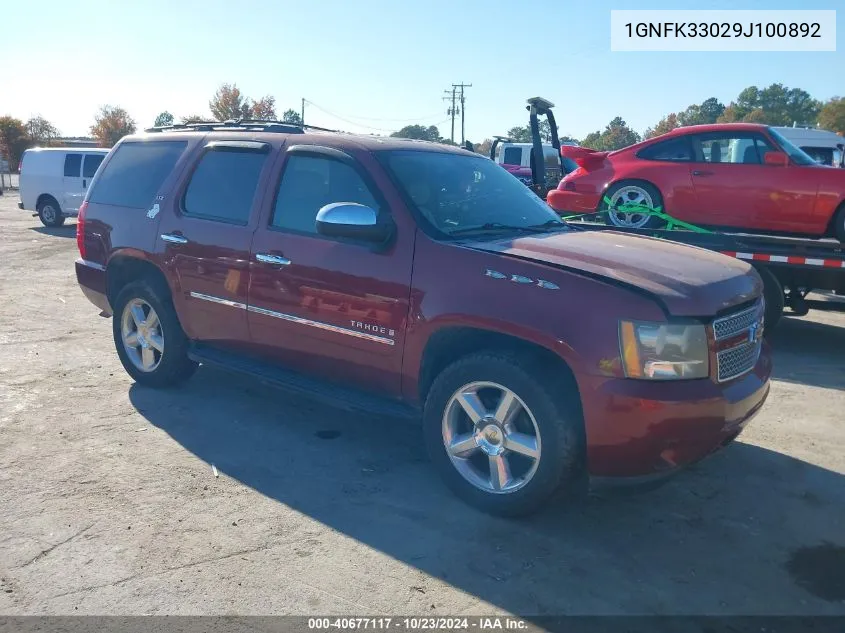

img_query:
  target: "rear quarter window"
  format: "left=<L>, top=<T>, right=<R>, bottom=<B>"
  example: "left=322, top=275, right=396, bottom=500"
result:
left=88, top=141, right=188, bottom=209
left=637, top=137, right=692, bottom=162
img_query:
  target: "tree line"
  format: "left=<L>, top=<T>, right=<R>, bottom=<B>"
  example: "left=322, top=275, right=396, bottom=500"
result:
left=0, top=83, right=303, bottom=168
left=2, top=83, right=843, bottom=169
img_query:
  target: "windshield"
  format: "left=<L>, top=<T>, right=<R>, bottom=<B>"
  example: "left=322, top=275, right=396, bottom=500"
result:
left=380, top=150, right=566, bottom=238
left=767, top=128, right=818, bottom=166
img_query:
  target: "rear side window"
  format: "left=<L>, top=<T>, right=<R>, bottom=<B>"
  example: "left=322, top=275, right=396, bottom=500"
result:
left=271, top=154, right=379, bottom=234
left=502, top=147, right=522, bottom=166
left=638, top=137, right=692, bottom=162
left=183, top=149, right=266, bottom=225
left=82, top=154, right=105, bottom=178
left=63, top=154, right=81, bottom=177
left=88, top=141, right=187, bottom=209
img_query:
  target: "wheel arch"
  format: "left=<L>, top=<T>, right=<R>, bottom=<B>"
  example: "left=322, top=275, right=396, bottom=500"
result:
left=36, top=193, right=60, bottom=211
left=106, top=255, right=172, bottom=310
left=418, top=326, right=582, bottom=414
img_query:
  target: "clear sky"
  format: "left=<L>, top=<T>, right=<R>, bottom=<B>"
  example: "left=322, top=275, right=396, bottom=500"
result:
left=0, top=0, right=841, bottom=142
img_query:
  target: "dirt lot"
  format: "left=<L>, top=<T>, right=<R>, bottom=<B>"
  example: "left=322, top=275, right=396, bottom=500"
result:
left=0, top=194, right=843, bottom=616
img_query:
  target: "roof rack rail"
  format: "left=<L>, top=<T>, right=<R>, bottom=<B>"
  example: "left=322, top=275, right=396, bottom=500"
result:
left=143, top=119, right=340, bottom=135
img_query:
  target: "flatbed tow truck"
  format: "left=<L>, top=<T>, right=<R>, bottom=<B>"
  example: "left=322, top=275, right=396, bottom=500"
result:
left=520, top=97, right=845, bottom=329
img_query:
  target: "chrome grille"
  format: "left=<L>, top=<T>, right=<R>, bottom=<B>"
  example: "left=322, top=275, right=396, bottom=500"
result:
left=713, top=304, right=760, bottom=341
left=717, top=341, right=761, bottom=382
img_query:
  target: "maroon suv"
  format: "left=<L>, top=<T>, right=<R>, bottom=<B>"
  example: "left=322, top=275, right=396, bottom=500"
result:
left=75, top=122, right=771, bottom=516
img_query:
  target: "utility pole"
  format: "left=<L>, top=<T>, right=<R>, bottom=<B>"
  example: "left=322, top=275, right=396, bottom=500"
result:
left=301, top=98, right=305, bottom=125
left=453, top=82, right=472, bottom=145
left=443, top=88, right=458, bottom=143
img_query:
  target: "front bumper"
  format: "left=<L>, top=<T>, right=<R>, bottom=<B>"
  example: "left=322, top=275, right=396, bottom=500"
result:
left=581, top=344, right=772, bottom=479
left=75, top=258, right=111, bottom=315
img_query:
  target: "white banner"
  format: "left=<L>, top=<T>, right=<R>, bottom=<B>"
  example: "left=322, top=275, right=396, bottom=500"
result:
left=610, top=10, right=836, bottom=52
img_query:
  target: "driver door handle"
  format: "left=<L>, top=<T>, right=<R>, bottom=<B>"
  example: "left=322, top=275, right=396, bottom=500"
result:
left=692, top=170, right=714, bottom=177
left=255, top=253, right=291, bottom=266
left=161, top=233, right=189, bottom=244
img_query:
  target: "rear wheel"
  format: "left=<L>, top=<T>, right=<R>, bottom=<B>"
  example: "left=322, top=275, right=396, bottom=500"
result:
left=112, top=281, right=196, bottom=387
left=423, top=352, right=584, bottom=517
left=37, top=197, right=64, bottom=227
left=601, top=181, right=664, bottom=229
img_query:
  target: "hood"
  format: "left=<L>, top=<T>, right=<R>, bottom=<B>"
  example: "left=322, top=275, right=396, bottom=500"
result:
left=466, top=230, right=761, bottom=317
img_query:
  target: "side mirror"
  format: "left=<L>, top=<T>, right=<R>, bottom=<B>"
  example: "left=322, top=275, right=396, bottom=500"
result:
left=763, top=151, right=789, bottom=166
left=316, top=202, right=391, bottom=242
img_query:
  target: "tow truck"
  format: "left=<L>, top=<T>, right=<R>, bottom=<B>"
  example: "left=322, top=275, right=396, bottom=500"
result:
left=520, top=97, right=845, bottom=329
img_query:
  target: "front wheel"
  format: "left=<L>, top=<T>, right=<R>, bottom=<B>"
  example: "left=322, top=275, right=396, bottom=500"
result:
left=112, top=281, right=197, bottom=388
left=423, top=353, right=584, bottom=517
left=601, top=181, right=664, bottom=229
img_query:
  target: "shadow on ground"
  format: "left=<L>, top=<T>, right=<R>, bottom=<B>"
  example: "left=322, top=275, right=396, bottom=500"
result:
left=29, top=225, right=76, bottom=238
left=129, top=366, right=845, bottom=615
left=768, top=316, right=845, bottom=391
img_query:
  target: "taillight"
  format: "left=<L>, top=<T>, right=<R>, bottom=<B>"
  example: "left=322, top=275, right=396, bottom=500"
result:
left=76, top=201, right=87, bottom=259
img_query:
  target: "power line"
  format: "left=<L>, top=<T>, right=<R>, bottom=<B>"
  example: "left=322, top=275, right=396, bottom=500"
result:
left=303, top=100, right=445, bottom=130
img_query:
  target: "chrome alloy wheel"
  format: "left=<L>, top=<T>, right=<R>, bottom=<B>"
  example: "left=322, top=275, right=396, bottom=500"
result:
left=120, top=298, right=164, bottom=372
left=607, top=185, right=655, bottom=228
left=442, top=381, right=542, bottom=494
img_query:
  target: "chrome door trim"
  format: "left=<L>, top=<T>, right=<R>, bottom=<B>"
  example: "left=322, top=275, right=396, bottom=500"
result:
left=247, top=305, right=395, bottom=346
left=189, top=292, right=247, bottom=310
left=187, top=292, right=395, bottom=346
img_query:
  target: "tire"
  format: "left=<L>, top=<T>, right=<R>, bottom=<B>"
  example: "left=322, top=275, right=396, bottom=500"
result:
left=600, top=181, right=664, bottom=229
left=37, top=197, right=65, bottom=227
left=112, top=280, right=197, bottom=388
left=423, top=352, right=584, bottom=517
left=753, top=264, right=784, bottom=332
left=833, top=204, right=845, bottom=243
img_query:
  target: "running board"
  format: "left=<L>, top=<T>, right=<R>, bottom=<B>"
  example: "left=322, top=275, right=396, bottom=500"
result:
left=188, top=343, right=420, bottom=421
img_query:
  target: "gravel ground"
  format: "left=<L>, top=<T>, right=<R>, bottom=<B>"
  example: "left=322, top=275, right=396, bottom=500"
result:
left=0, top=194, right=843, bottom=616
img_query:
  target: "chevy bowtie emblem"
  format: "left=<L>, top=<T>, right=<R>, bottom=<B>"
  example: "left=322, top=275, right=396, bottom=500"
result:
left=748, top=321, right=763, bottom=344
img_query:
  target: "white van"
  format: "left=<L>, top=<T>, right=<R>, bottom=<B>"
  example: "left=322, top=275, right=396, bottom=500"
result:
left=771, top=126, right=844, bottom=168
left=18, top=148, right=110, bottom=226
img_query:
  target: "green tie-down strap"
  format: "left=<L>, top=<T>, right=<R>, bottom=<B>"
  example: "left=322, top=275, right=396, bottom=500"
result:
left=562, top=198, right=713, bottom=234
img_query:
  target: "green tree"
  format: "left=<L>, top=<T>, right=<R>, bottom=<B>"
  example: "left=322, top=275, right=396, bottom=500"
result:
left=181, top=114, right=209, bottom=124
left=251, top=96, right=276, bottom=120
left=719, top=84, right=821, bottom=126
left=581, top=118, right=640, bottom=150
left=154, top=111, right=174, bottom=127
left=0, top=116, right=30, bottom=167
left=90, top=105, right=136, bottom=147
left=390, top=124, right=442, bottom=142
left=817, top=97, right=845, bottom=135
left=645, top=112, right=680, bottom=139
left=505, top=125, right=531, bottom=142
left=25, top=116, right=60, bottom=144
left=581, top=131, right=602, bottom=148
left=281, top=109, right=302, bottom=125
left=209, top=83, right=251, bottom=121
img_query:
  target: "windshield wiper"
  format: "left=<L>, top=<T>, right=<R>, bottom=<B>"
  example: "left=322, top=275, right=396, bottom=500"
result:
left=448, top=221, right=566, bottom=237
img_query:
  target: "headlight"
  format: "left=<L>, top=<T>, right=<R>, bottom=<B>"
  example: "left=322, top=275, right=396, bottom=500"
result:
left=619, top=320, right=709, bottom=380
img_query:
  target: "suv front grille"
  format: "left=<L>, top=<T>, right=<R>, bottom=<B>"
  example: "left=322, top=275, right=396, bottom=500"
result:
left=717, top=340, right=762, bottom=382
left=713, top=301, right=764, bottom=383
left=713, top=305, right=759, bottom=341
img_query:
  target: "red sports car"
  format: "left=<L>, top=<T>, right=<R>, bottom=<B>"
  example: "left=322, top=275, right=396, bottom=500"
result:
left=547, top=123, right=845, bottom=242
